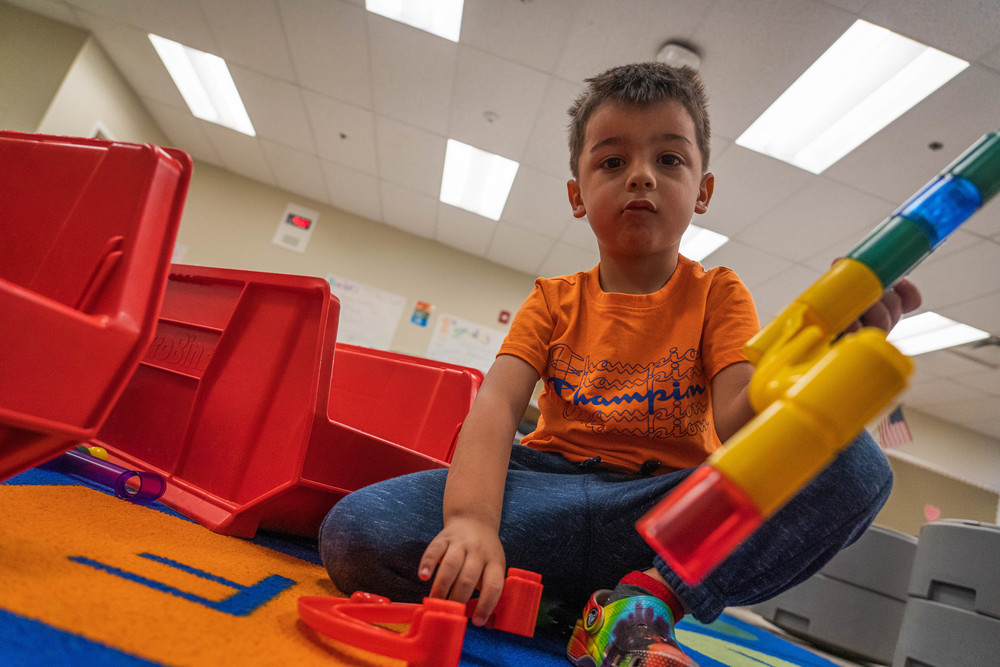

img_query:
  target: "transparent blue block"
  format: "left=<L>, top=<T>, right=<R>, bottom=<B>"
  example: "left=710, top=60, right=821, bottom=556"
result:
left=898, top=175, right=983, bottom=248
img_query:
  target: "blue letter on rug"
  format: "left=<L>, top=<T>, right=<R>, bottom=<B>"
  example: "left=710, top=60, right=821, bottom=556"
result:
left=69, top=553, right=295, bottom=617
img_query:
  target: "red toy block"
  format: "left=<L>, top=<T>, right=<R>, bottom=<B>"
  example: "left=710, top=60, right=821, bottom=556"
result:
left=298, top=596, right=467, bottom=667
left=464, top=568, right=543, bottom=636
left=0, top=131, right=190, bottom=481
left=297, top=569, right=543, bottom=666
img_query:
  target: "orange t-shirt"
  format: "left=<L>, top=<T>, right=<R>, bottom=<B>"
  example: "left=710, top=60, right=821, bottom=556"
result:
left=498, top=257, right=759, bottom=473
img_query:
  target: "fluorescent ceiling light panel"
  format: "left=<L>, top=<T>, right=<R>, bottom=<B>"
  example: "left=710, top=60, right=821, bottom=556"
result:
left=887, top=311, right=989, bottom=355
left=149, top=34, right=255, bottom=136
left=680, top=224, right=728, bottom=261
left=440, top=139, right=519, bottom=221
left=736, top=20, right=967, bottom=174
left=366, top=0, right=464, bottom=42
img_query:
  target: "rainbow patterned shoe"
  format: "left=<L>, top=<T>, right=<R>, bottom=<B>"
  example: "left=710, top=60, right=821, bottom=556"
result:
left=566, top=589, right=699, bottom=667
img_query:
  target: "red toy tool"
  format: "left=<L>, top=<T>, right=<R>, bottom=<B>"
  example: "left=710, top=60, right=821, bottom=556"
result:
left=298, top=568, right=543, bottom=667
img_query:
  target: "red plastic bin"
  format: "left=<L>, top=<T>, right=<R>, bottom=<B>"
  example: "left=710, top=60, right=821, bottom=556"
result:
left=0, top=131, right=191, bottom=481
left=330, top=343, right=483, bottom=465
left=95, top=264, right=482, bottom=538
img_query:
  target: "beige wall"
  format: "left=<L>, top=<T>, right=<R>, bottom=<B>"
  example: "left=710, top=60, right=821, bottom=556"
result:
left=0, top=2, right=86, bottom=132
left=37, top=37, right=169, bottom=146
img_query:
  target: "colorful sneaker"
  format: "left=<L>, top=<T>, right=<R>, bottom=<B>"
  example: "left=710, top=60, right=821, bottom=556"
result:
left=566, top=589, right=698, bottom=667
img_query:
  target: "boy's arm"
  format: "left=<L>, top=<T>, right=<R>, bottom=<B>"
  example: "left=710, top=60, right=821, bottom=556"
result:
left=418, top=353, right=539, bottom=626
left=712, top=277, right=922, bottom=443
left=711, top=362, right=755, bottom=443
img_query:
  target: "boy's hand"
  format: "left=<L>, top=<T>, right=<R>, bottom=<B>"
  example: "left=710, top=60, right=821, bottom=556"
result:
left=846, top=277, right=922, bottom=334
left=418, top=516, right=507, bottom=626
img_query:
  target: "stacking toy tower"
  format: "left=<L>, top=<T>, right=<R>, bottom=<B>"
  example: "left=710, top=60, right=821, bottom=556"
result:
left=638, top=131, right=1000, bottom=584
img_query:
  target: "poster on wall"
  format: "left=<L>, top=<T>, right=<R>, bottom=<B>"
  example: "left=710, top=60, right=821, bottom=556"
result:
left=326, top=274, right=406, bottom=350
left=426, top=313, right=505, bottom=375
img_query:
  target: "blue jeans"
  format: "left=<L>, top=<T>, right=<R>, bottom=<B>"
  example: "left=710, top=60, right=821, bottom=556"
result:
left=319, top=431, right=891, bottom=623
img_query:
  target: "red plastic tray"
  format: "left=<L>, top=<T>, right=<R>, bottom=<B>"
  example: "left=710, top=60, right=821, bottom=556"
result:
left=0, top=131, right=191, bottom=481
left=96, top=265, right=482, bottom=537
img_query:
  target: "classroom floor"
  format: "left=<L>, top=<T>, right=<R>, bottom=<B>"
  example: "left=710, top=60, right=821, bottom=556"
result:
left=728, top=608, right=881, bottom=667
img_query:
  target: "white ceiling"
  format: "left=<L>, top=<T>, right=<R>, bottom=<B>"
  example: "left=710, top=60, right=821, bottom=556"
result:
left=10, top=0, right=1000, bottom=442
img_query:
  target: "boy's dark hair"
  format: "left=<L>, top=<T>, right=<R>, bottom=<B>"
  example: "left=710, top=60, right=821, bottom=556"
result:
left=567, top=62, right=711, bottom=179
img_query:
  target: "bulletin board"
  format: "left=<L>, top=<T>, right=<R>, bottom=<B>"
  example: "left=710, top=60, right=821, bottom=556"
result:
left=426, top=313, right=505, bottom=375
left=325, top=274, right=406, bottom=350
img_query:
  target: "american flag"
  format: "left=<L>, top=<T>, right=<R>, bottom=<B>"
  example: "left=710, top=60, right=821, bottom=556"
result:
left=877, top=406, right=912, bottom=449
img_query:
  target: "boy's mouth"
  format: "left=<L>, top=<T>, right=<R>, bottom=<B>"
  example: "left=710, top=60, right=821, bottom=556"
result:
left=623, top=199, right=656, bottom=212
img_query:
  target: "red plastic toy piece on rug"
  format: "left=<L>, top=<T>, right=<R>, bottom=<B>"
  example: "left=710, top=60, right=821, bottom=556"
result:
left=297, top=568, right=542, bottom=667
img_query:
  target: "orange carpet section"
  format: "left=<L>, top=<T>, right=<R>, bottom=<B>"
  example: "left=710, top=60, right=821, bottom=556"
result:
left=0, top=483, right=406, bottom=666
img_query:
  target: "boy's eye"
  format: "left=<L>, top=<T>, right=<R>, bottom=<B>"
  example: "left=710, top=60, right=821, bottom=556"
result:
left=600, top=157, right=624, bottom=169
left=659, top=154, right=682, bottom=166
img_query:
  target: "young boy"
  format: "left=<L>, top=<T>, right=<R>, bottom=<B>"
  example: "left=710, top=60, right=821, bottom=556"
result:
left=320, top=62, right=920, bottom=666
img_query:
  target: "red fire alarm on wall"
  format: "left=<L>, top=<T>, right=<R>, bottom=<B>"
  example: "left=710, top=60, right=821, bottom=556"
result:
left=498, top=310, right=511, bottom=324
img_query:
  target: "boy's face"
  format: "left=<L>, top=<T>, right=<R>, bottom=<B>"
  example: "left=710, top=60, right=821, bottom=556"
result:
left=567, top=100, right=713, bottom=264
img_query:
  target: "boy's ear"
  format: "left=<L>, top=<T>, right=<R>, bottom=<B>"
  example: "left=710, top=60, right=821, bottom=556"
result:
left=695, top=172, right=715, bottom=215
left=567, top=179, right=587, bottom=218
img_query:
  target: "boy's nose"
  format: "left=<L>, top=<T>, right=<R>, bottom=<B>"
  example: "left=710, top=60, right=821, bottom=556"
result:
left=627, top=167, right=655, bottom=190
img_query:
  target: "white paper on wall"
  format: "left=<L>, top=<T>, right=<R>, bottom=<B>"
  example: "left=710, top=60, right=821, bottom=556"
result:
left=426, top=313, right=504, bottom=375
left=326, top=274, right=406, bottom=350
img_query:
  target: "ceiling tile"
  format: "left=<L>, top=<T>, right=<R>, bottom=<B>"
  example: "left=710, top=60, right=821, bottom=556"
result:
left=201, top=123, right=276, bottom=184
left=261, top=140, right=330, bottom=205
left=199, top=0, right=296, bottom=82
left=902, top=375, right=983, bottom=407
left=908, top=239, right=1000, bottom=311
left=748, top=263, right=824, bottom=322
left=961, top=190, right=1000, bottom=238
left=861, top=0, right=1000, bottom=61
left=460, top=0, right=576, bottom=71
left=940, top=290, right=1000, bottom=335
left=537, top=241, right=599, bottom=278
left=519, top=76, right=580, bottom=179
left=303, top=91, right=378, bottom=175
left=957, top=368, right=1000, bottom=396
left=699, top=145, right=814, bottom=238
left=501, top=166, right=573, bottom=238
left=736, top=178, right=893, bottom=263
left=379, top=182, right=439, bottom=238
left=486, top=223, right=556, bottom=276
left=912, top=347, right=998, bottom=379
left=700, top=240, right=794, bottom=292
left=368, top=13, right=458, bottom=135
left=374, top=115, right=446, bottom=197
left=320, top=159, right=382, bottom=222
left=982, top=41, right=1000, bottom=71
left=278, top=0, right=372, bottom=108
left=447, top=46, right=550, bottom=160
left=232, top=65, right=315, bottom=154
left=68, top=0, right=218, bottom=52
left=559, top=218, right=598, bottom=251
left=142, top=99, right=223, bottom=165
left=553, top=0, right=713, bottom=84
left=435, top=204, right=496, bottom=256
